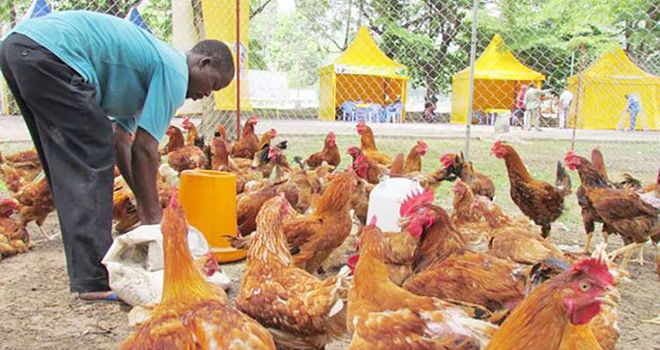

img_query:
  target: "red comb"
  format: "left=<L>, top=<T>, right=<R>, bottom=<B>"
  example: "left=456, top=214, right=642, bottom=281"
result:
left=400, top=189, right=435, bottom=217
left=440, top=154, right=455, bottom=169
left=369, top=216, right=378, bottom=227
left=347, top=254, right=359, bottom=274
left=564, top=150, right=576, bottom=162
left=570, top=257, right=613, bottom=286
left=270, top=128, right=277, bottom=136
left=417, top=140, right=428, bottom=148
left=183, top=116, right=190, bottom=122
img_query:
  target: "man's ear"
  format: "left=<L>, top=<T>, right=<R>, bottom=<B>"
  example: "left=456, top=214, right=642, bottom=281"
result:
left=199, top=56, right=212, bottom=69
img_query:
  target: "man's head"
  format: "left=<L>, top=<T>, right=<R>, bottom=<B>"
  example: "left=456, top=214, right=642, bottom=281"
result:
left=186, top=40, right=235, bottom=100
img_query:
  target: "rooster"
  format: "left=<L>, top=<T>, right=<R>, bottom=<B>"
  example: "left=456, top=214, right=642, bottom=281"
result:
left=237, top=195, right=349, bottom=349
left=346, top=220, right=496, bottom=349
left=398, top=190, right=526, bottom=312
left=403, top=140, right=428, bottom=174
left=485, top=256, right=619, bottom=350
left=232, top=116, right=260, bottom=159
left=301, top=131, right=341, bottom=169
left=284, top=170, right=355, bottom=273
left=356, top=121, right=391, bottom=165
left=491, top=141, right=571, bottom=238
left=564, top=150, right=619, bottom=253
left=121, top=191, right=276, bottom=350
left=0, top=199, right=31, bottom=259
left=441, top=153, right=495, bottom=200
left=565, top=152, right=659, bottom=268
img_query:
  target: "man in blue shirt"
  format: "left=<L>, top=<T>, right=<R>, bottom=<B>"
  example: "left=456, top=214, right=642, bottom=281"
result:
left=624, top=94, right=641, bottom=131
left=0, top=11, right=234, bottom=301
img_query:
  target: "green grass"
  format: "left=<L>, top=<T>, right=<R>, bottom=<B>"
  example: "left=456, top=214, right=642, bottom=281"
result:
left=2, top=136, right=658, bottom=227
left=283, top=135, right=660, bottom=226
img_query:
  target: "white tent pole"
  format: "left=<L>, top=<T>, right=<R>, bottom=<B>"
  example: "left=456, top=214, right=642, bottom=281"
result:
left=464, top=0, right=479, bottom=161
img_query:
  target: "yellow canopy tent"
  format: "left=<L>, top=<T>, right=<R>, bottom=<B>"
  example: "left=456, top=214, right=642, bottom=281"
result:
left=451, top=34, right=545, bottom=124
left=318, top=27, right=409, bottom=121
left=567, top=48, right=659, bottom=130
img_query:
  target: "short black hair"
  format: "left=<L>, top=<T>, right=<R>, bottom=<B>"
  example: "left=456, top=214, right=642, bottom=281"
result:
left=191, top=40, right=235, bottom=78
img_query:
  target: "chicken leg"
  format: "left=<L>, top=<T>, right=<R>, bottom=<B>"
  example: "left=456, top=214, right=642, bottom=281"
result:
left=609, top=242, right=644, bottom=270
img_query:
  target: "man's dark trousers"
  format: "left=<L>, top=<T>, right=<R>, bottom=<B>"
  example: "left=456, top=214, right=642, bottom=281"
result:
left=0, top=33, right=114, bottom=293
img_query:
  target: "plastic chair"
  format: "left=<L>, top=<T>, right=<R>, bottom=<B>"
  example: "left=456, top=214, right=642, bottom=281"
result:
left=341, top=101, right=357, bottom=121
left=368, top=103, right=383, bottom=123
left=385, top=101, right=403, bottom=123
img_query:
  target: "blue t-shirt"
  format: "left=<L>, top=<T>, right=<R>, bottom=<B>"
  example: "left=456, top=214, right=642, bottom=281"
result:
left=12, top=10, right=188, bottom=141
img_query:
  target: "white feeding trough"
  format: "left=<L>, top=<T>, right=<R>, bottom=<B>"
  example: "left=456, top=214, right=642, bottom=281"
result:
left=366, top=177, right=424, bottom=232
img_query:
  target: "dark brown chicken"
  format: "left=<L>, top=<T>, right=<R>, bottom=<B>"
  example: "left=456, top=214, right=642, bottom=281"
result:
left=491, top=141, right=571, bottom=237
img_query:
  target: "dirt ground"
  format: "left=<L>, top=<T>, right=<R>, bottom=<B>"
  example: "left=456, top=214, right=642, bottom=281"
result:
left=0, top=212, right=658, bottom=350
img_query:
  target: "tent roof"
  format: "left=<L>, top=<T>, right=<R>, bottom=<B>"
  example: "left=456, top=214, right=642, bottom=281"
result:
left=319, top=26, right=408, bottom=79
left=567, top=48, right=659, bottom=84
left=453, top=34, right=545, bottom=81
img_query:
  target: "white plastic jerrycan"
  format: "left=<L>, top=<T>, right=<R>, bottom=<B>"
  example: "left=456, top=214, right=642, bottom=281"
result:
left=366, top=177, right=424, bottom=232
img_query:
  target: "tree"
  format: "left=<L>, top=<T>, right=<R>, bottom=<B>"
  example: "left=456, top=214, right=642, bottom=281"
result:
left=357, top=0, right=473, bottom=98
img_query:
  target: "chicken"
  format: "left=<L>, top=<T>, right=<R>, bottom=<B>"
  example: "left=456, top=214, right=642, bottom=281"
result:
left=403, top=140, right=428, bottom=174
left=388, top=153, right=405, bottom=177
left=348, top=146, right=385, bottom=185
left=398, top=190, right=526, bottom=311
left=485, top=256, right=619, bottom=350
left=112, top=174, right=173, bottom=233
left=0, top=162, right=26, bottom=193
left=210, top=130, right=262, bottom=193
left=232, top=116, right=260, bottom=159
left=591, top=148, right=642, bottom=191
left=181, top=116, right=200, bottom=147
left=160, top=125, right=185, bottom=155
left=491, top=141, right=571, bottom=238
left=564, top=150, right=618, bottom=253
left=237, top=181, right=298, bottom=236
left=237, top=195, right=349, bottom=349
left=166, top=138, right=207, bottom=174
left=0, top=149, right=42, bottom=186
left=471, top=196, right=564, bottom=265
left=565, top=152, right=659, bottom=268
left=349, top=178, right=373, bottom=226
left=0, top=199, right=31, bottom=259
left=284, top=170, right=354, bottom=273
left=286, top=169, right=324, bottom=214
left=301, top=131, right=341, bottom=169
left=441, top=153, right=495, bottom=200
left=346, top=221, right=496, bottom=349
left=121, top=191, right=275, bottom=350
left=257, top=128, right=278, bottom=153
left=356, top=121, right=391, bottom=165
left=450, top=179, right=492, bottom=252
left=14, top=176, right=55, bottom=241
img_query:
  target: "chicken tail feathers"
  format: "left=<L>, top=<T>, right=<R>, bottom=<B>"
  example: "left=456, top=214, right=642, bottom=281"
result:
left=555, top=161, right=572, bottom=196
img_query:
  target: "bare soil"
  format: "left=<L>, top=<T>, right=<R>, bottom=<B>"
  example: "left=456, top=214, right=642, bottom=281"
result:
left=0, top=213, right=658, bottom=350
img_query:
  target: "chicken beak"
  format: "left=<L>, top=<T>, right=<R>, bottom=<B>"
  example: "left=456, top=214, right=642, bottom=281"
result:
left=398, top=216, right=410, bottom=227
left=597, top=287, right=620, bottom=308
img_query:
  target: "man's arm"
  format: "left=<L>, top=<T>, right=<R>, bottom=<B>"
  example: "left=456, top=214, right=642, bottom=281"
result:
left=113, top=125, right=136, bottom=190
left=131, top=128, right=162, bottom=224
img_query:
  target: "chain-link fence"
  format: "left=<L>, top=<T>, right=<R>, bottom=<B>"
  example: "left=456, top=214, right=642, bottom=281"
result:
left=1, top=0, right=659, bottom=224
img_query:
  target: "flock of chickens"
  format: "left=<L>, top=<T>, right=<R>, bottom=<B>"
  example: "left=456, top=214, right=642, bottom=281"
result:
left=0, top=116, right=659, bottom=349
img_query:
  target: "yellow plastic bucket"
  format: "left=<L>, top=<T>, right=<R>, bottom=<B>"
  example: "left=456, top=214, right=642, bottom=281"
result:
left=179, top=169, right=246, bottom=263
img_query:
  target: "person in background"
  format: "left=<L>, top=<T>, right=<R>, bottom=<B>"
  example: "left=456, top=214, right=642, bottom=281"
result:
left=624, top=93, right=641, bottom=131
left=558, top=88, right=573, bottom=129
left=0, top=11, right=235, bottom=302
left=512, top=84, right=527, bottom=127
left=524, top=84, right=552, bottom=131
left=423, top=98, right=437, bottom=122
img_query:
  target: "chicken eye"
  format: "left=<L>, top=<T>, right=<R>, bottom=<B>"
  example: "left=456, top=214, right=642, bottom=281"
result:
left=579, top=282, right=591, bottom=292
